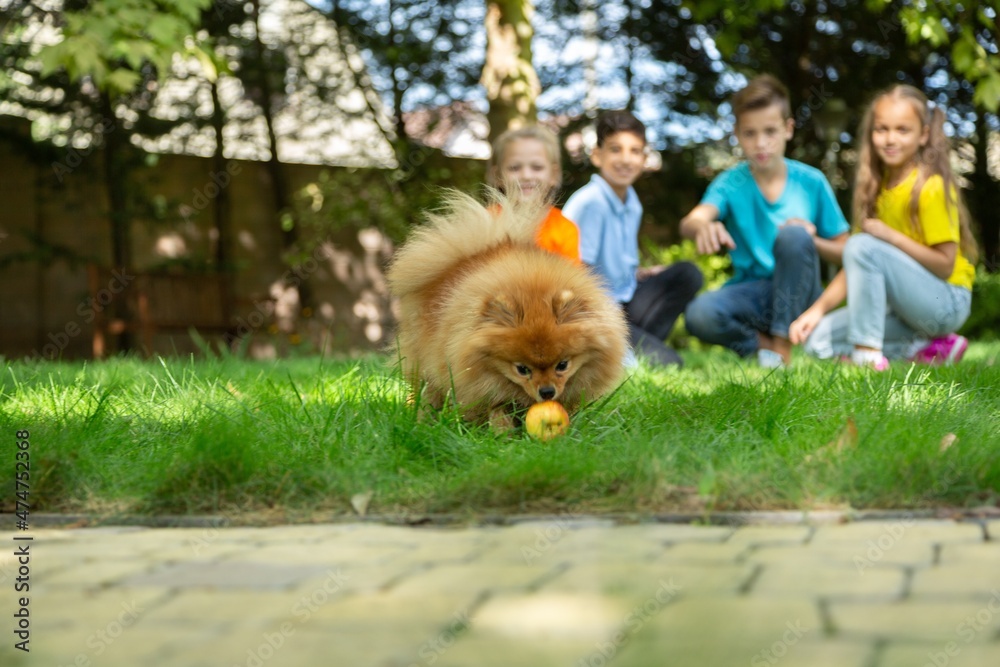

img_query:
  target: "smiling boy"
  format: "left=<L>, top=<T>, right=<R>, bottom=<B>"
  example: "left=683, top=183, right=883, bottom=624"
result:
left=680, top=75, right=849, bottom=367
left=563, top=110, right=702, bottom=367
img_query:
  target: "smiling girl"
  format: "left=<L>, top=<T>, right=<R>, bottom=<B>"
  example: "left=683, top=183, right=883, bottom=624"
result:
left=790, top=85, right=979, bottom=368
left=487, top=125, right=580, bottom=263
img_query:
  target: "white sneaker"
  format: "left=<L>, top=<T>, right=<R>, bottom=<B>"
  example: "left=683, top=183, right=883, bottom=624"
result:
left=757, top=349, right=785, bottom=369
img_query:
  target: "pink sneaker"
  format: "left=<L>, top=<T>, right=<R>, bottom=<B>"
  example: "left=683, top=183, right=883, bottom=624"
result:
left=911, top=334, right=968, bottom=366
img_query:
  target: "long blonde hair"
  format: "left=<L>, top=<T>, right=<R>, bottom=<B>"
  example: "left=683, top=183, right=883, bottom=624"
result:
left=853, top=85, right=978, bottom=263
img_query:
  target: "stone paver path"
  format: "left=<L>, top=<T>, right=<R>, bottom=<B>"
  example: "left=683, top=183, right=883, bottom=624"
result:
left=3, top=519, right=999, bottom=666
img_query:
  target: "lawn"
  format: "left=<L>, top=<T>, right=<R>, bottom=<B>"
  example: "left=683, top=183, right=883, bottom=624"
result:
left=2, top=344, right=999, bottom=521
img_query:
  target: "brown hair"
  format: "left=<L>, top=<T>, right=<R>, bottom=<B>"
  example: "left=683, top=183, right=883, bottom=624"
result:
left=853, top=84, right=978, bottom=263
left=487, top=125, right=563, bottom=193
left=595, top=109, right=646, bottom=147
left=732, top=74, right=791, bottom=122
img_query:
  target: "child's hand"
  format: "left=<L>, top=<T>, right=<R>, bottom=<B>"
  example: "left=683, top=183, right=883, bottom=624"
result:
left=789, top=307, right=823, bottom=345
left=636, top=265, right=666, bottom=282
left=694, top=221, right=736, bottom=255
left=861, top=218, right=895, bottom=242
left=783, top=218, right=817, bottom=237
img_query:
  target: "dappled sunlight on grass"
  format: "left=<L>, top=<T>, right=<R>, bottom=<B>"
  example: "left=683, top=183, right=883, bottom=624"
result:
left=1, top=344, right=998, bottom=517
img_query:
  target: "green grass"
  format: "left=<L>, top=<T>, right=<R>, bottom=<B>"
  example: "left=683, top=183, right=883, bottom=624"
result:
left=2, top=344, right=999, bottom=520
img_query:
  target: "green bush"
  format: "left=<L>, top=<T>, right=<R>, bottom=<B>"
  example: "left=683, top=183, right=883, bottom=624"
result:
left=961, top=267, right=1000, bottom=340
left=642, top=238, right=732, bottom=291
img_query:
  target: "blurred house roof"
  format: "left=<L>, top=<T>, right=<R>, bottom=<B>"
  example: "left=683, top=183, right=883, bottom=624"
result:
left=402, top=102, right=491, bottom=160
left=1, top=0, right=398, bottom=168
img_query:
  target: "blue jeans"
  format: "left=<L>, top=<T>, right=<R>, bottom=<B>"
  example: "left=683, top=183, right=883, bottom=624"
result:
left=685, top=226, right=823, bottom=357
left=803, top=234, right=972, bottom=359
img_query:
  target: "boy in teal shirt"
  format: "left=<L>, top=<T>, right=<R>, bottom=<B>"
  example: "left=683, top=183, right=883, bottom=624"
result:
left=680, top=75, right=849, bottom=366
left=564, top=110, right=702, bottom=367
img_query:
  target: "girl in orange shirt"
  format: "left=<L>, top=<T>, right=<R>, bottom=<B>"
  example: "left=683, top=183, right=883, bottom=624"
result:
left=487, top=126, right=581, bottom=263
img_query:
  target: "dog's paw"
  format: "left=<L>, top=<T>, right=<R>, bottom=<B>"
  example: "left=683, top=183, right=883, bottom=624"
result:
left=488, top=406, right=517, bottom=433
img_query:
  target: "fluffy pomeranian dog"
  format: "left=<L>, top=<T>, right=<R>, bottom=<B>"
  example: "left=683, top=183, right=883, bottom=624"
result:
left=387, top=190, right=628, bottom=431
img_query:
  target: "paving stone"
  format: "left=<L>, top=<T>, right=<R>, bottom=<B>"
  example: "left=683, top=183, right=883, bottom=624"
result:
left=1, top=547, right=79, bottom=579
left=122, top=559, right=333, bottom=590
left=612, top=597, right=826, bottom=667
left=811, top=521, right=983, bottom=545
left=39, top=558, right=159, bottom=588
left=343, top=524, right=494, bottom=548
left=484, top=526, right=661, bottom=565
left=291, top=590, right=478, bottom=633
left=615, top=638, right=873, bottom=667
left=29, top=622, right=221, bottom=667
left=541, top=561, right=753, bottom=596
left=44, top=530, right=208, bottom=557
left=387, top=562, right=558, bottom=597
left=910, top=566, right=1000, bottom=598
left=830, top=600, right=1000, bottom=642
left=637, top=523, right=736, bottom=543
left=632, top=596, right=821, bottom=640
left=11, top=520, right=999, bottom=667
left=0, top=528, right=77, bottom=542
left=878, top=642, right=1000, bottom=667
left=169, top=623, right=433, bottom=667
left=938, top=542, right=1000, bottom=565
left=434, top=634, right=602, bottom=667
left=221, top=542, right=407, bottom=566
left=659, top=541, right=751, bottom=563
left=141, top=590, right=311, bottom=625
left=31, top=586, right=174, bottom=632
left=465, top=592, right=629, bottom=641
left=724, top=525, right=813, bottom=546
left=386, top=538, right=492, bottom=566
left=138, top=542, right=252, bottom=562
left=750, top=563, right=907, bottom=599
left=749, top=543, right=936, bottom=569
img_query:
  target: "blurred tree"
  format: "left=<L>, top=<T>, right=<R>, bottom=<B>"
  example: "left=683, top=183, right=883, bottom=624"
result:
left=325, top=1, right=483, bottom=152
left=884, top=0, right=1000, bottom=268
left=482, top=0, right=541, bottom=141
left=677, top=0, right=998, bottom=270
left=4, top=0, right=212, bottom=352
left=879, top=0, right=1000, bottom=112
left=681, top=1, right=929, bottom=162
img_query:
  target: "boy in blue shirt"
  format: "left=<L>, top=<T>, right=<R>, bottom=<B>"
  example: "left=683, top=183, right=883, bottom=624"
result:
left=681, top=75, right=849, bottom=367
left=564, top=110, right=702, bottom=367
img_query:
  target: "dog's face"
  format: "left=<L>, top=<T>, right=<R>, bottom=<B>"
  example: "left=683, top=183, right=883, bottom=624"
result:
left=475, top=289, right=597, bottom=404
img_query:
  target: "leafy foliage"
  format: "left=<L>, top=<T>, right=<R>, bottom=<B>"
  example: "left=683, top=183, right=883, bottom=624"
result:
left=961, top=267, right=1000, bottom=340
left=882, top=0, right=1000, bottom=112
left=37, top=0, right=214, bottom=96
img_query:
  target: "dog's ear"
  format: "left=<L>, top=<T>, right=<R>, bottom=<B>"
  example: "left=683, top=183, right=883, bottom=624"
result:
left=552, top=289, right=591, bottom=324
left=482, top=295, right=521, bottom=327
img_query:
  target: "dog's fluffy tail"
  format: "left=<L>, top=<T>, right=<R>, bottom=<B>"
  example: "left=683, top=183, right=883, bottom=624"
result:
left=387, top=188, right=547, bottom=297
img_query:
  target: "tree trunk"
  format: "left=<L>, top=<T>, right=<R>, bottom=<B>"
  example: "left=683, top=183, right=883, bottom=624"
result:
left=209, top=80, right=235, bottom=329
left=970, top=114, right=999, bottom=272
left=385, top=0, right=416, bottom=175
left=250, top=0, right=311, bottom=308
left=100, top=92, right=134, bottom=353
left=482, top=0, right=541, bottom=143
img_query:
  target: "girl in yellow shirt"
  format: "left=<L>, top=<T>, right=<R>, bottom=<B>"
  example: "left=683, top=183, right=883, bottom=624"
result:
left=790, top=85, right=978, bottom=368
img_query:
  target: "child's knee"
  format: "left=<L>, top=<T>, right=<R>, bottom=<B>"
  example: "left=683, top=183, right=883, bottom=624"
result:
left=674, top=261, right=704, bottom=295
left=773, top=224, right=814, bottom=260
left=684, top=294, right=718, bottom=335
left=843, top=233, right=879, bottom=266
